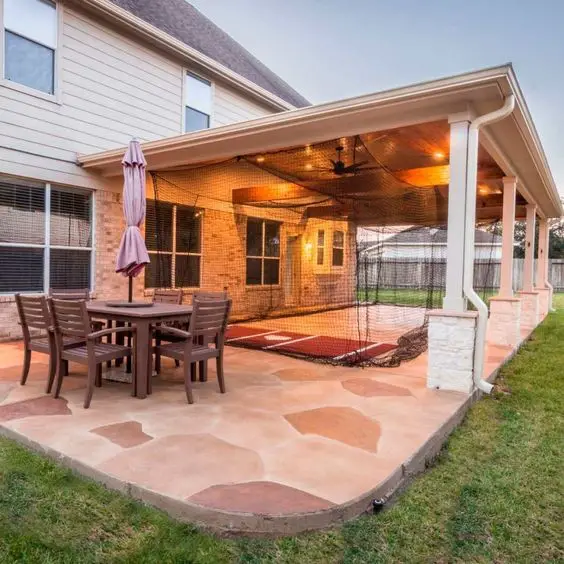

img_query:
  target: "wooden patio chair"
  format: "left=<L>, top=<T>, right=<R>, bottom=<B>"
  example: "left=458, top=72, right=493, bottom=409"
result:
left=15, top=294, right=85, bottom=393
left=191, top=290, right=228, bottom=382
left=49, top=287, right=109, bottom=365
left=49, top=298, right=136, bottom=408
left=150, top=298, right=231, bottom=404
left=48, top=288, right=90, bottom=300
left=152, top=289, right=183, bottom=373
left=153, top=289, right=183, bottom=304
left=192, top=290, right=228, bottom=302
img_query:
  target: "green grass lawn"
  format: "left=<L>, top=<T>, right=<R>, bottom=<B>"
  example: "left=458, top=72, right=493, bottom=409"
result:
left=1, top=296, right=563, bottom=563
left=358, top=287, right=496, bottom=309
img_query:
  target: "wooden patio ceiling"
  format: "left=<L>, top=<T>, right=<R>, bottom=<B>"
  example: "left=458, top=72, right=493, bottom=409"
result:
left=232, top=120, right=528, bottom=226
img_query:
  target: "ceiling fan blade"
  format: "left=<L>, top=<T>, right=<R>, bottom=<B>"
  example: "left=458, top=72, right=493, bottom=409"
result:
left=341, top=161, right=370, bottom=173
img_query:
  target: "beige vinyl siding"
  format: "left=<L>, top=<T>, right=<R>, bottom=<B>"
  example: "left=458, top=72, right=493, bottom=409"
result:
left=0, top=3, right=279, bottom=189
left=213, top=82, right=274, bottom=127
left=0, top=5, right=183, bottom=188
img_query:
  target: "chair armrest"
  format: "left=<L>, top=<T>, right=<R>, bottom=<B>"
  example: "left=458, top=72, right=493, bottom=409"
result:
left=87, top=326, right=136, bottom=341
left=153, top=326, right=192, bottom=340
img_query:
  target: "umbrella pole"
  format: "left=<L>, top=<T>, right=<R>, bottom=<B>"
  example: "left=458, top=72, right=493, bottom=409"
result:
left=128, top=276, right=133, bottom=303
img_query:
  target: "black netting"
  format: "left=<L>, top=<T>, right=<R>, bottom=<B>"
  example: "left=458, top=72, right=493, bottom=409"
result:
left=145, top=135, right=502, bottom=367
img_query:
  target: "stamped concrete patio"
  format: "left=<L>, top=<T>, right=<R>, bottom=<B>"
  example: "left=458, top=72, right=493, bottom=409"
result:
left=0, top=337, right=520, bottom=535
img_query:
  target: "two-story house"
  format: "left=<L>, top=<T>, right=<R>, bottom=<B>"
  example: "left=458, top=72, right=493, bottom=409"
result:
left=0, top=0, right=314, bottom=338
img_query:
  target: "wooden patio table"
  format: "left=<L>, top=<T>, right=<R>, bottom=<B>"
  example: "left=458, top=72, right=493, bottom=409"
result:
left=86, top=301, right=193, bottom=398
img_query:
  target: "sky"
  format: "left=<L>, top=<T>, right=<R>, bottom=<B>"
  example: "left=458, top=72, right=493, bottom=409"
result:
left=190, top=0, right=564, bottom=197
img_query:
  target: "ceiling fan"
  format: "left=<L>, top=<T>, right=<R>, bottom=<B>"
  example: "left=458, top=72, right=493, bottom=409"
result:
left=307, top=142, right=382, bottom=176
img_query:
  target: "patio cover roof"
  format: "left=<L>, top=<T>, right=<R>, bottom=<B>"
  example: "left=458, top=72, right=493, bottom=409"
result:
left=78, top=64, right=562, bottom=219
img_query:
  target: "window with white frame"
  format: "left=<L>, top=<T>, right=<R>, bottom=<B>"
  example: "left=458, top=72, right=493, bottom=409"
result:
left=184, top=73, right=212, bottom=132
left=144, top=200, right=202, bottom=288
left=246, top=218, right=280, bottom=285
left=332, top=230, right=345, bottom=266
left=3, top=0, right=57, bottom=94
left=316, top=229, right=325, bottom=265
left=0, top=178, right=93, bottom=293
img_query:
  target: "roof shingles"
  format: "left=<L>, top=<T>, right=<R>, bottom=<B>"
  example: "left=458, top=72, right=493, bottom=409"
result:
left=108, top=0, right=310, bottom=108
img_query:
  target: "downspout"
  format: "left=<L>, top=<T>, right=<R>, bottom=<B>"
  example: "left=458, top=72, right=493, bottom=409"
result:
left=464, top=94, right=516, bottom=394
left=546, top=279, right=555, bottom=312
left=544, top=225, right=555, bottom=311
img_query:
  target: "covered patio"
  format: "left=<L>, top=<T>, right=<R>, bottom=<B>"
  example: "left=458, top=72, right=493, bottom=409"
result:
left=80, top=63, right=561, bottom=388
left=1, top=65, right=561, bottom=533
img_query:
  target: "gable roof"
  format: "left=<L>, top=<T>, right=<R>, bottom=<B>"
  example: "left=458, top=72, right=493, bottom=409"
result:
left=381, top=227, right=502, bottom=245
left=107, top=0, right=310, bottom=108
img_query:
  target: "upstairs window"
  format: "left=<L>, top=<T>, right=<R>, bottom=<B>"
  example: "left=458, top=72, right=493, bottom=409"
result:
left=246, top=218, right=280, bottom=285
left=184, top=73, right=212, bottom=132
left=3, top=0, right=57, bottom=94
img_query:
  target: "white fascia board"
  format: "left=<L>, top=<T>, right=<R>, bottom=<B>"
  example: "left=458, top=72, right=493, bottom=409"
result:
left=78, top=65, right=513, bottom=169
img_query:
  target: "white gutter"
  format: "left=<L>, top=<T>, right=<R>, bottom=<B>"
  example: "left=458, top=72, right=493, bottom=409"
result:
left=464, top=94, right=516, bottom=394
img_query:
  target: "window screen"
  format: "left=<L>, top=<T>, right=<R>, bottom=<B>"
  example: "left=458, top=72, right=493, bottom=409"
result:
left=0, top=247, right=43, bottom=292
left=144, top=201, right=202, bottom=289
left=0, top=178, right=92, bottom=293
left=185, top=73, right=211, bottom=132
left=50, top=248, right=90, bottom=289
left=332, top=230, right=344, bottom=267
left=246, top=218, right=280, bottom=285
left=3, top=0, right=57, bottom=94
left=50, top=188, right=91, bottom=247
left=0, top=180, right=45, bottom=245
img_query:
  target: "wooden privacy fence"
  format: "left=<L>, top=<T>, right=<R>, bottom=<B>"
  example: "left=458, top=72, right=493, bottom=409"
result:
left=359, top=258, right=564, bottom=291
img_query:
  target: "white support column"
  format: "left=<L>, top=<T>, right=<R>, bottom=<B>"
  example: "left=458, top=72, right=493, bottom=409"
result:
left=536, top=218, right=551, bottom=317
left=443, top=116, right=470, bottom=312
left=522, top=204, right=537, bottom=291
left=517, top=203, right=539, bottom=328
left=429, top=113, right=478, bottom=393
left=487, top=177, right=521, bottom=347
left=499, top=177, right=517, bottom=298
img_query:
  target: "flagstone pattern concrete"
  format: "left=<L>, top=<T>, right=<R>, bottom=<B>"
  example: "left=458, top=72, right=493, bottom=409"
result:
left=0, top=336, right=522, bottom=534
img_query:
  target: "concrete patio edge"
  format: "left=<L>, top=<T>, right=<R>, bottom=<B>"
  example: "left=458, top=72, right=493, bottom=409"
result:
left=0, top=329, right=536, bottom=537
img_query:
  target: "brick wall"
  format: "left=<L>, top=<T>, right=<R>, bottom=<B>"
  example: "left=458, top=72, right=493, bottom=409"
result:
left=1, top=188, right=357, bottom=340
left=144, top=207, right=356, bottom=320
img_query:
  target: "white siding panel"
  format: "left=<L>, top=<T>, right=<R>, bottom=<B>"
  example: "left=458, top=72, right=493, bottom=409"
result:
left=63, top=12, right=181, bottom=87
left=0, top=5, right=184, bottom=187
left=62, top=59, right=180, bottom=120
left=0, top=4, right=280, bottom=190
left=0, top=148, right=102, bottom=189
left=213, top=82, right=273, bottom=126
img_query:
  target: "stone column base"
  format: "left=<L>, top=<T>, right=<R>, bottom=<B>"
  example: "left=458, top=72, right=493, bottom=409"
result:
left=427, top=310, right=477, bottom=394
left=516, top=291, right=540, bottom=328
left=535, top=287, right=551, bottom=319
left=487, top=297, right=521, bottom=347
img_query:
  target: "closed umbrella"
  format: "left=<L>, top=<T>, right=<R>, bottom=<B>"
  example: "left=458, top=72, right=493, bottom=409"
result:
left=115, top=139, right=150, bottom=302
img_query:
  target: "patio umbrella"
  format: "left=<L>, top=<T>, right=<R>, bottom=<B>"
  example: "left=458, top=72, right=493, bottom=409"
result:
left=115, top=139, right=150, bottom=302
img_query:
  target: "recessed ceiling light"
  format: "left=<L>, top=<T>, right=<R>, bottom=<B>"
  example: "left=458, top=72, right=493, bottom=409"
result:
left=305, top=163, right=313, bottom=170
left=433, top=151, right=445, bottom=160
left=256, top=156, right=265, bottom=163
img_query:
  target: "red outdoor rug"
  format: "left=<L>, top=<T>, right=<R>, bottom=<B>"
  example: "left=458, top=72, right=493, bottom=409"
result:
left=226, top=325, right=397, bottom=364
left=274, top=335, right=397, bottom=362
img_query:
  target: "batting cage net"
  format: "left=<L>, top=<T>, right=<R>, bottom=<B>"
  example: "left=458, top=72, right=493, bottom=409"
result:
left=146, top=134, right=502, bottom=367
